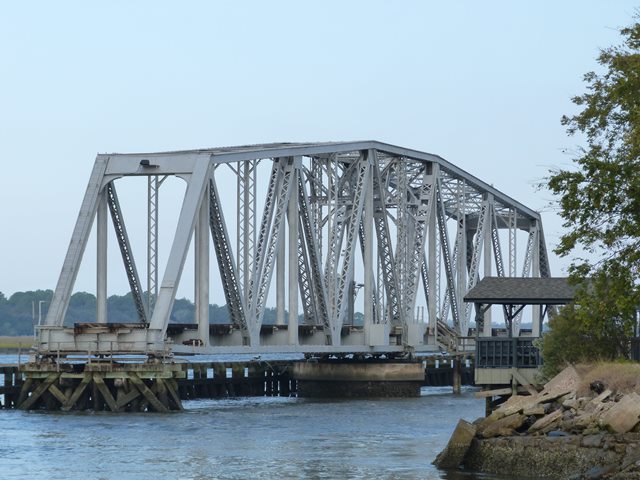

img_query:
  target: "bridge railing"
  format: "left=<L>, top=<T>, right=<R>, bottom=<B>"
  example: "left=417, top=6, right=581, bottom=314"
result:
left=476, top=337, right=541, bottom=369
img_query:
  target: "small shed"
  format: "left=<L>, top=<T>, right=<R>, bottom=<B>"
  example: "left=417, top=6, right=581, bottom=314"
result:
left=464, top=276, right=576, bottom=338
left=464, top=277, right=576, bottom=386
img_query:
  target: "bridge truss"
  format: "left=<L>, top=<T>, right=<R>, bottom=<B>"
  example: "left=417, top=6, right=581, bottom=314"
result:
left=38, top=141, right=551, bottom=356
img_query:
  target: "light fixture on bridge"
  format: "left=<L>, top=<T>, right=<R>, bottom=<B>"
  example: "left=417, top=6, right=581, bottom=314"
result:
left=139, top=159, right=158, bottom=168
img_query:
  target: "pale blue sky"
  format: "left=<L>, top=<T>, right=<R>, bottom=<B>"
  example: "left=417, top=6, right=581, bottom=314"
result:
left=0, top=1, right=637, bottom=302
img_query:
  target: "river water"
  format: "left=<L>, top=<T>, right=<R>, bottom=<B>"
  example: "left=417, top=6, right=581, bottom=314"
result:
left=0, top=354, right=507, bottom=480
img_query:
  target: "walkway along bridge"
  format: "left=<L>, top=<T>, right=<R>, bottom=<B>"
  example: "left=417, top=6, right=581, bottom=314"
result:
left=22, top=141, right=552, bottom=410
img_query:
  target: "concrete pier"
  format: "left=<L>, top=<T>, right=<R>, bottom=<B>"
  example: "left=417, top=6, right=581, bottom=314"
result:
left=293, top=361, right=425, bottom=398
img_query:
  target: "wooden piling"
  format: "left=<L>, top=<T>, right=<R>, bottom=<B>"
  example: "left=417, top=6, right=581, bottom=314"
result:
left=452, top=356, right=462, bottom=394
left=18, top=362, right=185, bottom=412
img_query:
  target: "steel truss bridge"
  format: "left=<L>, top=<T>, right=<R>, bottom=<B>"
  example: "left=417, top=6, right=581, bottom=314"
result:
left=38, top=141, right=551, bottom=357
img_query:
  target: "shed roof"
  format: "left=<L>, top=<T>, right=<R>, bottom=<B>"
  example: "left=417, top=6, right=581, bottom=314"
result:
left=463, top=277, right=576, bottom=305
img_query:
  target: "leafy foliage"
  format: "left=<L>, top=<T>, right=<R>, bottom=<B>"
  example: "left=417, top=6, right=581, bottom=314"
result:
left=542, top=18, right=640, bottom=375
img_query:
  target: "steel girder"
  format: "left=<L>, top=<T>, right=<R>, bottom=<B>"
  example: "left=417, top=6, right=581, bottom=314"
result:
left=209, top=178, right=248, bottom=341
left=106, top=183, right=148, bottom=324
left=38, top=142, right=551, bottom=355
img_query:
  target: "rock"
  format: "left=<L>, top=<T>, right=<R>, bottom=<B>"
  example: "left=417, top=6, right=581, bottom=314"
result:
left=601, top=393, right=640, bottom=434
left=584, top=389, right=612, bottom=412
left=494, top=428, right=516, bottom=437
left=595, top=401, right=614, bottom=415
left=537, top=365, right=582, bottom=403
left=558, top=392, right=576, bottom=404
left=528, top=409, right=563, bottom=433
left=622, top=433, right=640, bottom=443
left=590, top=380, right=606, bottom=394
left=563, top=397, right=581, bottom=409
left=581, top=434, right=605, bottom=448
left=621, top=452, right=640, bottom=472
left=577, top=397, right=590, bottom=408
left=454, top=365, right=640, bottom=478
left=614, top=443, right=627, bottom=454
left=475, top=411, right=504, bottom=436
left=584, top=464, right=618, bottom=479
left=563, top=409, right=600, bottom=433
left=481, top=414, right=527, bottom=439
left=496, top=394, right=540, bottom=417
left=464, top=435, right=621, bottom=479
left=433, top=419, right=477, bottom=469
left=523, top=404, right=546, bottom=416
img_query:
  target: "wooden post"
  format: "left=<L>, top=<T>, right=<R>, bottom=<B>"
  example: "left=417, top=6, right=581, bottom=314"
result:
left=452, top=356, right=462, bottom=394
left=4, top=371, right=13, bottom=408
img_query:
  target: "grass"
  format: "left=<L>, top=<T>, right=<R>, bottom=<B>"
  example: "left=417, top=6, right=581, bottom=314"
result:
left=575, top=362, right=640, bottom=397
left=0, top=336, right=34, bottom=350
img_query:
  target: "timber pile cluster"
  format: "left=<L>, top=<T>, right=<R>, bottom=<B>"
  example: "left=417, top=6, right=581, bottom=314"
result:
left=435, top=365, right=640, bottom=479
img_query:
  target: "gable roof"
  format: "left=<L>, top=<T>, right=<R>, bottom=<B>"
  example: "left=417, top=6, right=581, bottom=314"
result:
left=463, top=277, right=576, bottom=305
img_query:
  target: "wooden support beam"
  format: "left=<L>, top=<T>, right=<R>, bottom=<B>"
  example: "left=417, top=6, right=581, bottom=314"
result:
left=475, top=385, right=538, bottom=399
left=16, top=378, right=33, bottom=408
left=48, top=383, right=68, bottom=406
left=19, top=373, right=60, bottom=410
left=129, top=372, right=169, bottom=413
left=94, top=374, right=119, bottom=412
left=164, top=378, right=183, bottom=411
left=512, top=368, right=539, bottom=396
left=115, top=388, right=141, bottom=410
left=4, top=371, right=14, bottom=407
left=156, top=378, right=169, bottom=408
left=62, top=374, right=91, bottom=411
left=475, top=387, right=514, bottom=398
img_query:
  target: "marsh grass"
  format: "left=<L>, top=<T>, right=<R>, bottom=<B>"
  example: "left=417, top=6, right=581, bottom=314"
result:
left=0, top=335, right=33, bottom=350
left=575, top=361, right=640, bottom=397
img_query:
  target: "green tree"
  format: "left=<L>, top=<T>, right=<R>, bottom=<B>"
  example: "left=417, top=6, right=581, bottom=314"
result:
left=542, top=17, right=640, bottom=375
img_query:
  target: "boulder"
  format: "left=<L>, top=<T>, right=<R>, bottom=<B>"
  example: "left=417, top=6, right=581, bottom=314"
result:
left=581, top=434, right=604, bottom=448
left=563, top=397, right=582, bottom=410
left=523, top=404, right=545, bottom=416
left=475, top=411, right=504, bottom=436
left=584, top=389, right=612, bottom=412
left=563, top=412, right=598, bottom=433
left=590, top=380, right=605, bottom=394
left=433, top=419, right=477, bottom=469
left=453, top=365, right=640, bottom=479
left=496, top=394, right=541, bottom=417
left=601, top=393, right=640, bottom=434
left=481, top=414, right=527, bottom=438
left=528, top=409, right=563, bottom=433
left=537, top=365, right=581, bottom=403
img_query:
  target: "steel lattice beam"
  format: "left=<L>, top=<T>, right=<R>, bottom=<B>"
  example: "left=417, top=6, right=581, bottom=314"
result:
left=106, top=183, right=148, bottom=324
left=39, top=142, right=553, bottom=356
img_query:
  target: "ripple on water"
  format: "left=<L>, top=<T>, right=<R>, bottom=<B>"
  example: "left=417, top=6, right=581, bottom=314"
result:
left=1, top=388, right=510, bottom=479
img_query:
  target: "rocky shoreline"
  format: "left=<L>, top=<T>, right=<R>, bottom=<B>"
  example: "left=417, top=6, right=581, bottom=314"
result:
left=435, top=365, right=640, bottom=479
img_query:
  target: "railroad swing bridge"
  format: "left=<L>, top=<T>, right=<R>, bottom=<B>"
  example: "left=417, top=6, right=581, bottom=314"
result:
left=21, top=141, right=552, bottom=411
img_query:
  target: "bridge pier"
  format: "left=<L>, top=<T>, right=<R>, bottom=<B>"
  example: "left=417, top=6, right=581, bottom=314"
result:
left=293, top=360, right=424, bottom=398
left=18, top=360, right=185, bottom=412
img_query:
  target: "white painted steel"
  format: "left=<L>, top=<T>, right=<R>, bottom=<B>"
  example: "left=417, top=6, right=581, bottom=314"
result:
left=38, top=142, right=552, bottom=356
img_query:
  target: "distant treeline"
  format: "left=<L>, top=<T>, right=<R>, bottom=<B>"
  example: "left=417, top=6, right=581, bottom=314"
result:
left=0, top=290, right=299, bottom=336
